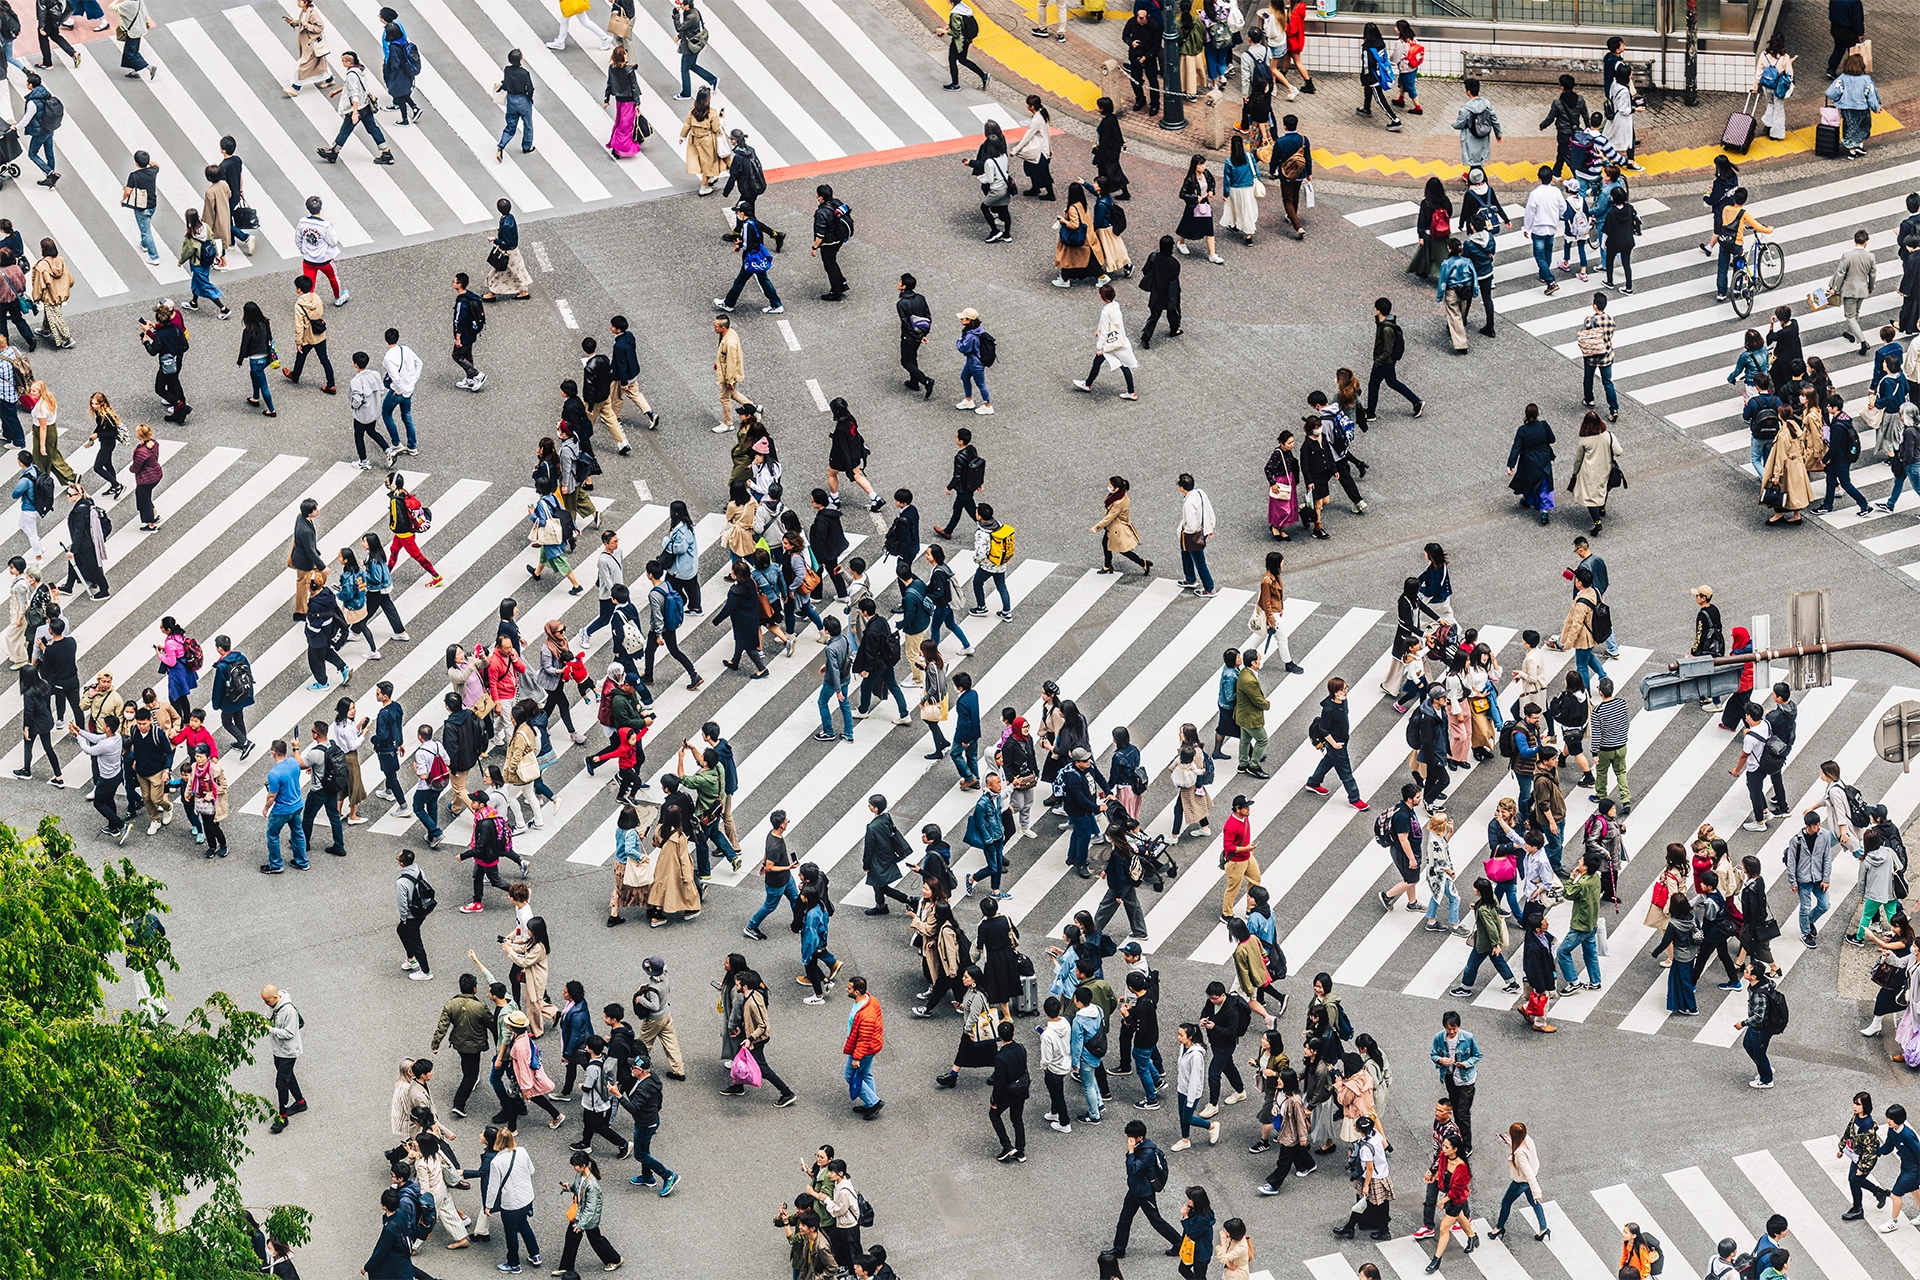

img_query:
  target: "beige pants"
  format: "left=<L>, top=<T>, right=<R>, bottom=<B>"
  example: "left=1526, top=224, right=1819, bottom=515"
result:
left=719, top=380, right=752, bottom=426
left=292, top=567, right=313, bottom=616
left=1443, top=289, right=1471, bottom=352
left=140, top=771, right=173, bottom=820
left=904, top=629, right=928, bottom=681
left=1222, top=854, right=1262, bottom=918
left=589, top=395, right=628, bottom=447
left=5, top=613, right=25, bottom=665
left=638, top=1013, right=685, bottom=1075
left=448, top=769, right=470, bottom=814
left=722, top=789, right=738, bottom=845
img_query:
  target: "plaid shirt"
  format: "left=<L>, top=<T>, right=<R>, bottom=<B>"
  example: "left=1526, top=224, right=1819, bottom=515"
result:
left=0, top=349, right=16, bottom=403
left=1580, top=312, right=1616, bottom=366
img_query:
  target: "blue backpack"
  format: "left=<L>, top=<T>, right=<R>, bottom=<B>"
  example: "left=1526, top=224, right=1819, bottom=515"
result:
left=655, top=582, right=685, bottom=631
left=1372, top=48, right=1394, bottom=93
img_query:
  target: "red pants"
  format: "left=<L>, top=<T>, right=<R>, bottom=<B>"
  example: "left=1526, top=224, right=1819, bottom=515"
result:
left=389, top=533, right=437, bottom=577
left=301, top=259, right=341, bottom=298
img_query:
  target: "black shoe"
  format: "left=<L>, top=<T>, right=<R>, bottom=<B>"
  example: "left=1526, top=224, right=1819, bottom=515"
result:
left=864, top=905, right=891, bottom=916
left=1842, top=1208, right=1865, bottom=1221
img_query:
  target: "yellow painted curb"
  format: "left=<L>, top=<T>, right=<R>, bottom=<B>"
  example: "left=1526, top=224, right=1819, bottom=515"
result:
left=920, top=0, right=1104, bottom=110
left=1309, top=110, right=1903, bottom=183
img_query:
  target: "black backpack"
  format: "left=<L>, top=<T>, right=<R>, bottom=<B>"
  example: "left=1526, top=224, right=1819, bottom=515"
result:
left=1839, top=781, right=1872, bottom=830
left=1497, top=720, right=1521, bottom=759
left=198, top=238, right=217, bottom=268
left=1586, top=598, right=1614, bottom=644
left=321, top=742, right=351, bottom=795
left=38, top=93, right=62, bottom=132
left=963, top=452, right=987, bottom=491
left=408, top=870, right=437, bottom=917
left=830, top=199, right=854, bottom=240
left=1387, top=320, right=1405, bottom=362
left=467, top=295, right=486, bottom=332
left=1107, top=201, right=1128, bottom=235
left=222, top=657, right=254, bottom=704
left=0, top=3, right=20, bottom=43
left=1761, top=987, right=1789, bottom=1035
left=30, top=469, right=54, bottom=516
left=976, top=331, right=997, bottom=367
left=1750, top=404, right=1781, bottom=441
left=1148, top=1143, right=1170, bottom=1192
left=1084, top=1020, right=1109, bottom=1058
left=403, top=39, right=422, bottom=75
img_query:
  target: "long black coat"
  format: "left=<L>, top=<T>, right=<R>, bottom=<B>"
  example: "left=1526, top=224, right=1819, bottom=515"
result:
left=1507, top=419, right=1557, bottom=499
left=1140, top=250, right=1180, bottom=309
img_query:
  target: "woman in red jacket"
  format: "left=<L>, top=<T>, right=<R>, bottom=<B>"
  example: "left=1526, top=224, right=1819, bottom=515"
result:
left=1424, top=1132, right=1477, bottom=1271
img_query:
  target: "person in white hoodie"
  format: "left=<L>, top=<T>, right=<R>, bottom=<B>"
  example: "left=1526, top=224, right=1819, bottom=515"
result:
left=293, top=196, right=346, bottom=304
left=346, top=351, right=392, bottom=471
left=261, top=983, right=307, bottom=1134
left=1039, top=996, right=1073, bottom=1134
left=1169, top=1021, right=1215, bottom=1150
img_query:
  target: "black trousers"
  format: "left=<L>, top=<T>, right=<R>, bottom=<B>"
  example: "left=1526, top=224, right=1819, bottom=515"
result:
left=1604, top=245, right=1634, bottom=290
left=1692, top=931, right=1741, bottom=984
left=291, top=339, right=335, bottom=386
left=1828, top=23, right=1862, bottom=76
left=1550, top=132, right=1573, bottom=176
left=452, top=1050, right=482, bottom=1113
left=219, top=706, right=250, bottom=750
left=980, top=202, right=1011, bottom=235
left=1129, top=58, right=1161, bottom=113
left=947, top=42, right=985, bottom=86
left=1475, top=273, right=1497, bottom=334
left=1142, top=303, right=1181, bottom=346
left=1265, top=1142, right=1315, bottom=1183
left=1366, top=360, right=1419, bottom=415
left=579, top=1104, right=629, bottom=1153
left=945, top=488, right=978, bottom=534
left=990, top=1093, right=1027, bottom=1152
left=396, top=917, right=429, bottom=973
left=558, top=1224, right=621, bottom=1272
left=37, top=23, right=77, bottom=62
left=900, top=336, right=930, bottom=390
left=273, top=1055, right=304, bottom=1112
left=1206, top=1047, right=1243, bottom=1103
left=1445, top=1079, right=1475, bottom=1152
left=1851, top=1165, right=1889, bottom=1213
left=819, top=242, right=847, bottom=294
left=1114, top=1192, right=1182, bottom=1252
left=155, top=367, right=185, bottom=415
left=751, top=1044, right=792, bottom=1097
left=64, top=553, right=108, bottom=596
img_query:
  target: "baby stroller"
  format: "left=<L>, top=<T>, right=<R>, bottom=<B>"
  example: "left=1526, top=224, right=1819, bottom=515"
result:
left=1132, top=832, right=1178, bottom=893
left=0, top=124, right=20, bottom=191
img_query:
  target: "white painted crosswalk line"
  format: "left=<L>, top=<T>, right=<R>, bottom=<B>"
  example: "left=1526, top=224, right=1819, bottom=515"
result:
left=688, top=3, right=842, bottom=161
left=1331, top=632, right=1528, bottom=989
left=75, top=463, right=367, bottom=750
left=1346, top=200, right=1417, bottom=229
left=7, top=168, right=128, bottom=297
left=619, top=5, right=787, bottom=171
left=1177, top=625, right=1390, bottom=963
left=1736, top=1150, right=1871, bottom=1280
left=226, top=6, right=433, bottom=236
left=1664, top=1165, right=1752, bottom=1247
left=799, top=0, right=961, bottom=142
left=1540, top=1201, right=1613, bottom=1280
left=715, top=559, right=1060, bottom=889
left=1569, top=275, right=1899, bottom=368
left=140, top=59, right=300, bottom=262
left=1591, top=1185, right=1695, bottom=1280
left=0, top=440, right=185, bottom=556
left=727, top=0, right=901, bottom=152
left=1034, top=590, right=1282, bottom=929
left=291, top=0, right=491, bottom=226
left=166, top=18, right=372, bottom=247
left=1804, top=1137, right=1920, bottom=1277
left=403, top=0, right=603, bottom=205
left=1374, top=1237, right=1431, bottom=1280
left=1459, top=1223, right=1532, bottom=1280
left=467, top=0, right=671, bottom=191
left=823, top=572, right=1192, bottom=903
left=226, top=479, right=492, bottom=795
left=1861, top=518, right=1920, bottom=556
left=1303, top=1256, right=1358, bottom=1280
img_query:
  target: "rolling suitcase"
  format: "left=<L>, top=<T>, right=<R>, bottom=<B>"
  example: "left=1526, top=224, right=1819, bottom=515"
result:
left=1722, top=93, right=1758, bottom=153
left=1815, top=123, right=1843, bottom=157
left=1016, top=973, right=1039, bottom=1017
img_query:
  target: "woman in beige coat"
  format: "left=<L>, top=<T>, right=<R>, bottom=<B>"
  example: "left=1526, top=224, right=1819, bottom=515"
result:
left=1052, top=185, right=1095, bottom=287
left=200, top=167, right=235, bottom=268
left=1566, top=411, right=1619, bottom=537
left=1761, top=417, right=1814, bottom=524
left=27, top=240, right=73, bottom=349
left=501, top=918, right=556, bottom=1035
left=722, top=483, right=758, bottom=559
left=679, top=88, right=725, bottom=195
left=1092, top=475, right=1149, bottom=575
left=644, top=824, right=702, bottom=924
left=283, top=0, right=336, bottom=94
left=185, top=742, right=230, bottom=858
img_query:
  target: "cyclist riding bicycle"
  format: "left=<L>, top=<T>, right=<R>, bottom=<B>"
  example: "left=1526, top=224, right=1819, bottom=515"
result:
left=1714, top=186, right=1775, bottom=302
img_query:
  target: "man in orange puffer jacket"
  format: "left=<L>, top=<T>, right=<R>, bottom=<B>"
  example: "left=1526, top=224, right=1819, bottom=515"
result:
left=843, top=976, right=886, bottom=1119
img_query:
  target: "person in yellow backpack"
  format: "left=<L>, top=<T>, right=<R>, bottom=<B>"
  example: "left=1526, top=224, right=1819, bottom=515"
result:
left=968, top=502, right=1014, bottom=621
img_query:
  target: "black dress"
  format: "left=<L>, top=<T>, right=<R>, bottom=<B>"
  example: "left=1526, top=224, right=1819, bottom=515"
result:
left=1176, top=169, right=1216, bottom=240
left=1506, top=419, right=1556, bottom=505
left=977, top=914, right=1020, bottom=1006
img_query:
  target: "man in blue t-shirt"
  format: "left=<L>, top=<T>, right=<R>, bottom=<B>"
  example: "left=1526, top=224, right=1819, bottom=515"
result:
left=263, top=739, right=308, bottom=873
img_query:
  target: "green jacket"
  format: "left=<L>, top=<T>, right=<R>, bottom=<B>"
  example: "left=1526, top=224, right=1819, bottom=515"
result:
left=430, top=992, right=494, bottom=1054
left=683, top=765, right=723, bottom=817
left=1564, top=872, right=1601, bottom=933
left=1180, top=18, right=1204, bottom=55
left=1471, top=902, right=1505, bottom=955
left=609, top=688, right=648, bottom=734
left=568, top=1173, right=604, bottom=1231
left=1234, top=667, right=1270, bottom=730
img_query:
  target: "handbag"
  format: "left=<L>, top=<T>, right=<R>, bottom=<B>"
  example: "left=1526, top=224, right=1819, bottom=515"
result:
left=1820, top=103, right=1843, bottom=127
left=633, top=113, right=653, bottom=143
left=1179, top=1237, right=1197, bottom=1266
left=487, top=245, right=511, bottom=272
left=1269, top=480, right=1292, bottom=501
left=1252, top=177, right=1268, bottom=199
left=559, top=0, right=589, bottom=15
left=1851, top=39, right=1872, bottom=72
left=1595, top=916, right=1610, bottom=956
left=622, top=851, right=657, bottom=889
left=1303, top=179, right=1316, bottom=208
left=342, top=602, right=368, bottom=623
left=1873, top=957, right=1909, bottom=990
left=1181, top=530, right=1207, bottom=551
left=1483, top=853, right=1517, bottom=882
left=920, top=695, right=950, bottom=723
left=743, top=244, right=773, bottom=273
left=1192, top=198, right=1212, bottom=218
left=607, top=10, right=632, bottom=36
left=1522, top=989, right=1549, bottom=1019
left=1760, top=485, right=1787, bottom=510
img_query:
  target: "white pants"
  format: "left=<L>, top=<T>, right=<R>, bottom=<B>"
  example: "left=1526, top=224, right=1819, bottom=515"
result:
left=554, top=12, right=609, bottom=46
left=502, top=780, right=541, bottom=828
left=1260, top=622, right=1293, bottom=665
left=1761, top=94, right=1788, bottom=140
left=17, top=509, right=38, bottom=557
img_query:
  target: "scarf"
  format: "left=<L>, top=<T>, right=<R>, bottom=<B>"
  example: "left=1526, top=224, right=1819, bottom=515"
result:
left=543, top=620, right=568, bottom=660
left=1104, top=488, right=1124, bottom=508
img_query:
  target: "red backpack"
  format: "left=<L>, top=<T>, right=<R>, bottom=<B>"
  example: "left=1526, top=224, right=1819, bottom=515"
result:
left=597, top=676, right=617, bottom=727
left=1431, top=207, right=1451, bottom=238
left=181, top=637, right=204, bottom=670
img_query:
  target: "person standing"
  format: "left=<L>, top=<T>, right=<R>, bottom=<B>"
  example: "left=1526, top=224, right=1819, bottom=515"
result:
left=1451, top=77, right=1500, bottom=171
left=28, top=238, right=71, bottom=349
left=1429, top=1010, right=1479, bottom=1153
left=261, top=984, right=307, bottom=1133
left=1589, top=676, right=1630, bottom=813
left=483, top=199, right=532, bottom=301
left=209, top=636, right=254, bottom=757
left=843, top=975, right=885, bottom=1119
left=988, top=1020, right=1029, bottom=1161
left=288, top=495, right=323, bottom=618
left=671, top=0, right=717, bottom=100
left=60, top=481, right=109, bottom=598
left=954, top=309, right=993, bottom=415
left=122, top=151, right=161, bottom=266
left=380, top=329, right=422, bottom=454
left=1175, top=473, right=1215, bottom=597
left=1731, top=960, right=1780, bottom=1088
left=495, top=48, right=535, bottom=160
left=127, top=423, right=161, bottom=530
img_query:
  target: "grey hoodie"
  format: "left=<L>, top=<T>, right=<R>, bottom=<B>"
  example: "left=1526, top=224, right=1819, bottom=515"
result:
left=635, top=973, right=670, bottom=1021
left=267, top=994, right=304, bottom=1057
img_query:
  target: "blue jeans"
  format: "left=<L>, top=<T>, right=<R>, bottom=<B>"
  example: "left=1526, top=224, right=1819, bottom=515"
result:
left=1066, top=811, right=1097, bottom=868
left=818, top=678, right=854, bottom=738
left=1460, top=946, right=1514, bottom=987
left=1496, top=877, right=1522, bottom=920
left=951, top=737, right=978, bottom=781
left=189, top=264, right=221, bottom=304
left=332, top=108, right=387, bottom=149
left=380, top=391, right=415, bottom=449
left=1583, top=358, right=1616, bottom=413
left=499, top=93, right=534, bottom=150
left=1077, top=1060, right=1102, bottom=1119
left=1531, top=234, right=1556, bottom=286
left=248, top=355, right=275, bottom=411
left=1132, top=1046, right=1161, bottom=1102
left=1425, top=876, right=1460, bottom=927
left=1888, top=461, right=1920, bottom=509
left=961, top=362, right=989, bottom=402
left=844, top=1053, right=878, bottom=1108
left=1717, top=243, right=1737, bottom=297
left=0, top=40, right=30, bottom=73
left=971, top=568, right=1010, bottom=611
left=1496, top=1180, right=1548, bottom=1233
left=723, top=264, right=781, bottom=310
left=1574, top=646, right=1606, bottom=689
left=858, top=669, right=908, bottom=718
left=1749, top=434, right=1770, bottom=480
left=1797, top=880, right=1831, bottom=935
left=1824, top=459, right=1870, bottom=512
left=412, top=786, right=442, bottom=841
left=631, top=1121, right=673, bottom=1184
left=1177, top=1093, right=1196, bottom=1137
left=1516, top=772, right=1534, bottom=816
left=1743, top=1026, right=1773, bottom=1084
left=1542, top=822, right=1564, bottom=874
left=747, top=878, right=798, bottom=930
left=25, top=131, right=53, bottom=175
left=679, top=49, right=717, bottom=98
left=930, top=604, right=972, bottom=649
left=265, top=809, right=308, bottom=870
left=1555, top=928, right=1600, bottom=984
left=1179, top=545, right=1214, bottom=592
left=133, top=206, right=157, bottom=259
left=1307, top=744, right=1360, bottom=802
left=974, top=838, right=1005, bottom=890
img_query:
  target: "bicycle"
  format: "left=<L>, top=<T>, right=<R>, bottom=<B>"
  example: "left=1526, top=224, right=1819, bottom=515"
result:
left=1727, top=232, right=1785, bottom=318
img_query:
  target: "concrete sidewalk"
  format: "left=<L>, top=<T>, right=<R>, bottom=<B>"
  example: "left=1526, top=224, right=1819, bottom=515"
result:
left=904, top=0, right=1915, bottom=182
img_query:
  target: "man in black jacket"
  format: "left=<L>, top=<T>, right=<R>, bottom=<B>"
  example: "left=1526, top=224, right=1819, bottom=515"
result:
left=811, top=184, right=849, bottom=301
left=451, top=272, right=485, bottom=391
left=289, top=497, right=324, bottom=618
left=896, top=273, right=933, bottom=399
left=883, top=489, right=919, bottom=570
left=622, top=1056, right=677, bottom=1192
left=1196, top=981, right=1250, bottom=1113
left=809, top=489, right=850, bottom=599
left=852, top=599, right=908, bottom=723
left=934, top=429, right=981, bottom=539
left=721, top=130, right=783, bottom=248
left=441, top=691, right=484, bottom=817
left=1305, top=677, right=1363, bottom=806
left=988, top=1021, right=1029, bottom=1160
left=1537, top=74, right=1588, bottom=176
left=1139, top=235, right=1181, bottom=348
left=1122, top=6, right=1162, bottom=114
left=1062, top=747, right=1106, bottom=879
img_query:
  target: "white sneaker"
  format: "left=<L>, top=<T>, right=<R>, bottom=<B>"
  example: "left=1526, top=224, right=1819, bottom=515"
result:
left=974, top=404, right=995, bottom=415
left=711, top=422, right=733, bottom=433
left=147, top=820, right=159, bottom=836
left=1223, top=1090, right=1247, bottom=1105
left=1169, top=1137, right=1190, bottom=1150
left=546, top=38, right=567, bottom=49
left=954, top=398, right=975, bottom=411
left=391, top=803, right=412, bottom=818
left=1209, top=1121, right=1221, bottom=1144
left=1196, top=1102, right=1219, bottom=1119
left=803, top=994, right=825, bottom=1005
left=1742, top=819, right=1769, bottom=833
left=408, top=969, right=435, bottom=981
left=600, top=34, right=615, bottom=48
left=454, top=377, right=474, bottom=391
left=1175, top=242, right=1190, bottom=255
left=1881, top=1218, right=1904, bottom=1234
left=467, top=370, right=485, bottom=391
left=1748, top=1077, right=1774, bottom=1089
left=333, top=288, right=350, bottom=306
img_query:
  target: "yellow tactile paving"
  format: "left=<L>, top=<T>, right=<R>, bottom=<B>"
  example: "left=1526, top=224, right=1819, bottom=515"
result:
left=919, top=0, right=1104, bottom=109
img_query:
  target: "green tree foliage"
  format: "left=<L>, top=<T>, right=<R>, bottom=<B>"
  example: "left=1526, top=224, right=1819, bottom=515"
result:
left=0, top=816, right=310, bottom=1279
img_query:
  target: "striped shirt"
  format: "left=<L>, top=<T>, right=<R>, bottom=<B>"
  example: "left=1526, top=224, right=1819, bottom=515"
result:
left=1590, top=695, right=1630, bottom=750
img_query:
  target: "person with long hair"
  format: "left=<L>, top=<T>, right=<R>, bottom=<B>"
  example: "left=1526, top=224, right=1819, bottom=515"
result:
left=1010, top=94, right=1054, bottom=199
left=603, top=44, right=642, bottom=159
left=1218, top=134, right=1258, bottom=244
left=1074, top=283, right=1139, bottom=399
left=679, top=85, right=725, bottom=196
left=335, top=547, right=382, bottom=658
left=1176, top=155, right=1220, bottom=262
left=1505, top=403, right=1556, bottom=524
left=1357, top=22, right=1402, bottom=128
left=128, top=422, right=160, bottom=530
left=968, top=118, right=1012, bottom=242
left=83, top=393, right=123, bottom=497
left=825, top=398, right=880, bottom=512
left=1568, top=409, right=1619, bottom=536
left=1409, top=176, right=1450, bottom=279
left=358, top=533, right=408, bottom=639
left=661, top=499, right=702, bottom=613
left=237, top=300, right=276, bottom=416
left=1052, top=182, right=1098, bottom=288
left=1093, top=476, right=1149, bottom=574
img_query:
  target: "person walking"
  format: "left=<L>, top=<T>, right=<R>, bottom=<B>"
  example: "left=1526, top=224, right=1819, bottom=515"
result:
left=381, top=19, right=422, bottom=124
left=1114, top=1120, right=1183, bottom=1252
left=122, top=151, right=162, bottom=266
left=60, top=480, right=109, bottom=598
left=449, top=273, right=486, bottom=391
left=494, top=48, right=535, bottom=160
left=236, top=302, right=276, bottom=417
left=316, top=51, right=394, bottom=166
left=380, top=329, right=421, bottom=454
left=548, top=0, right=612, bottom=50
left=1452, top=77, right=1500, bottom=171
left=671, top=0, right=717, bottom=99
left=19, top=72, right=59, bottom=188
left=715, top=202, right=783, bottom=315
left=294, top=197, right=346, bottom=304
left=1826, top=51, right=1881, bottom=158
left=484, top=199, right=533, bottom=300
left=954, top=309, right=993, bottom=415
left=282, top=0, right=334, bottom=94
left=1366, top=297, right=1422, bottom=417
left=941, top=0, right=988, bottom=91
left=28, top=238, right=71, bottom=349
left=1074, top=284, right=1139, bottom=400
left=260, top=984, right=307, bottom=1133
left=394, top=847, right=434, bottom=980
left=810, top=183, right=851, bottom=299
left=1175, top=473, right=1215, bottom=597
left=601, top=44, right=643, bottom=160
left=679, top=87, right=725, bottom=196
